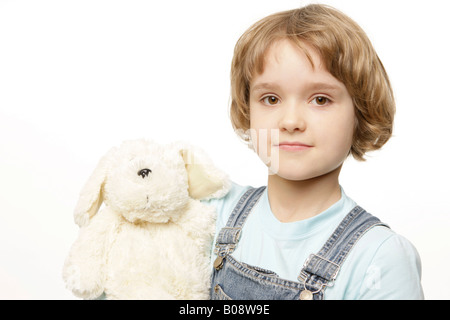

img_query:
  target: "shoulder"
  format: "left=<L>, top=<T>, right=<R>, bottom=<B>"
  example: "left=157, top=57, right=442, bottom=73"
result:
left=337, top=225, right=424, bottom=299
left=201, top=182, right=252, bottom=227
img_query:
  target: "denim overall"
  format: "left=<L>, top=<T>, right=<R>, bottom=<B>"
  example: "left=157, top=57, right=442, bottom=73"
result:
left=210, top=186, right=388, bottom=300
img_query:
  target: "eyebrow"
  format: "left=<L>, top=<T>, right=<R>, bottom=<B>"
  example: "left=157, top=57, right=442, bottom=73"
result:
left=250, top=82, right=281, bottom=92
left=306, top=82, right=342, bottom=92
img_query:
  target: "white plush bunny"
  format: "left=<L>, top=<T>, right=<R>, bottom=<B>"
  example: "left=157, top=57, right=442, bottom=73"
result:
left=63, top=139, right=230, bottom=299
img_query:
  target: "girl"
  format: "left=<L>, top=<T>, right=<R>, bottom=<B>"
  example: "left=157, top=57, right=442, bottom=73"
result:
left=206, top=4, right=423, bottom=300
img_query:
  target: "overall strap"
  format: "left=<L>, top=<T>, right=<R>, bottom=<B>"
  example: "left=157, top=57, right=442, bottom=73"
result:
left=298, top=206, right=389, bottom=292
left=214, top=186, right=266, bottom=257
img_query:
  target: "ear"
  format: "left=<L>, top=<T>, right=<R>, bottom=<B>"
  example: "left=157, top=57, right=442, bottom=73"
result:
left=73, top=147, right=116, bottom=227
left=177, top=143, right=231, bottom=200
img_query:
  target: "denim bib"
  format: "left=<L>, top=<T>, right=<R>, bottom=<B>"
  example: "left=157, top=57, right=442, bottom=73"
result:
left=210, top=186, right=388, bottom=300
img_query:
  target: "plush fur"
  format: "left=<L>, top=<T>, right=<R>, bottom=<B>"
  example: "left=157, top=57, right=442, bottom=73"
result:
left=63, top=139, right=230, bottom=299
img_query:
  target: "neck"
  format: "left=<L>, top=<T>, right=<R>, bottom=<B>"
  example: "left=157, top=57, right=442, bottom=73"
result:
left=267, top=166, right=342, bottom=222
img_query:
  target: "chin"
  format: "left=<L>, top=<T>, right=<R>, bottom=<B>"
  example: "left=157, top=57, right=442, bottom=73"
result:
left=270, top=161, right=343, bottom=182
left=271, top=170, right=319, bottom=182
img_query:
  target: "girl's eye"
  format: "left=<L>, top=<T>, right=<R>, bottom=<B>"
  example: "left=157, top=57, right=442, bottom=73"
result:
left=262, top=96, right=280, bottom=105
left=312, top=96, right=330, bottom=106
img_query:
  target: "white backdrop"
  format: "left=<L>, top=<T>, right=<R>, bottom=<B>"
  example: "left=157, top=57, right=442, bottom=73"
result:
left=1, top=0, right=449, bottom=300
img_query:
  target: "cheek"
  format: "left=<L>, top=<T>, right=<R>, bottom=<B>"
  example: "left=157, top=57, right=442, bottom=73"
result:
left=250, top=105, right=273, bottom=143
left=249, top=105, right=266, bottom=131
left=249, top=107, right=280, bottom=164
left=320, top=111, right=355, bottom=156
left=341, top=110, right=356, bottom=147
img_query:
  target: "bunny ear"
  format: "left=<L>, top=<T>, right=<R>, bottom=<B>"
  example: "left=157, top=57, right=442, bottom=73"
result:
left=73, top=147, right=116, bottom=227
left=178, top=143, right=231, bottom=200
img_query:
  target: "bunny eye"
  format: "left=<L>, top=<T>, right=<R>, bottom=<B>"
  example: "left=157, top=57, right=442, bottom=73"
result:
left=138, top=168, right=152, bottom=178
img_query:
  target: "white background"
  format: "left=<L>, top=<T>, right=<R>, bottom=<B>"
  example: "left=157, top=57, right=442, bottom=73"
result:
left=1, top=0, right=449, bottom=300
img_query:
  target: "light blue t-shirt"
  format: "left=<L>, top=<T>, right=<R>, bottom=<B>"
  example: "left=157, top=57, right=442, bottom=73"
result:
left=205, top=182, right=424, bottom=300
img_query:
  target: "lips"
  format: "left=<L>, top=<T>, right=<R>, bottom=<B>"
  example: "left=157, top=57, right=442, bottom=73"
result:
left=275, top=142, right=313, bottom=151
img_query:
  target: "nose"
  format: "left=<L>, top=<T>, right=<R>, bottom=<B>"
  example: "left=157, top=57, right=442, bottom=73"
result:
left=137, top=168, right=152, bottom=178
left=279, top=101, right=306, bottom=133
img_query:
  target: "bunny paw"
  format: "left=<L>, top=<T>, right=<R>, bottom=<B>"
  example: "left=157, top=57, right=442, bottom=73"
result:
left=63, top=265, right=104, bottom=299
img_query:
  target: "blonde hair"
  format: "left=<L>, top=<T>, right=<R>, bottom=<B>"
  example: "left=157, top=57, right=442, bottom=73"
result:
left=230, top=4, right=395, bottom=161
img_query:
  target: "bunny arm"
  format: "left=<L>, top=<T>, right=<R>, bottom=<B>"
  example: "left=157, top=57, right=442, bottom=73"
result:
left=174, top=199, right=216, bottom=242
left=63, top=207, right=119, bottom=299
left=168, top=200, right=216, bottom=299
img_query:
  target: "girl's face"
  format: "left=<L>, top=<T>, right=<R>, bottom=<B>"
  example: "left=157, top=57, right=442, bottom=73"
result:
left=249, top=39, right=355, bottom=181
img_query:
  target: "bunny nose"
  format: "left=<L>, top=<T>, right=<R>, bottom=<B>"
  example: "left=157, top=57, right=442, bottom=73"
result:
left=138, top=168, right=152, bottom=178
